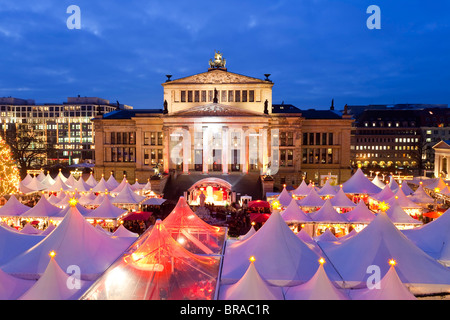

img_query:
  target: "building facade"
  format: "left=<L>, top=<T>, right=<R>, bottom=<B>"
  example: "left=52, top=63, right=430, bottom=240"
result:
left=0, top=96, right=131, bottom=166
left=93, top=54, right=353, bottom=202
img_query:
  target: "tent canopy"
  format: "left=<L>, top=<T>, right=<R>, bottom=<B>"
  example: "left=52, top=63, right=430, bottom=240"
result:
left=342, top=168, right=382, bottom=195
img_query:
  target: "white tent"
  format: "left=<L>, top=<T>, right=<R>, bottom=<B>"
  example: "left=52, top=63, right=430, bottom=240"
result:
left=238, top=226, right=257, bottom=241
left=283, top=261, right=349, bottom=300
left=425, top=177, right=447, bottom=191
left=371, top=185, right=395, bottom=202
left=281, top=198, right=312, bottom=224
left=402, top=208, right=450, bottom=266
left=2, top=205, right=136, bottom=280
left=141, top=198, right=166, bottom=206
left=20, top=195, right=62, bottom=218
left=40, top=223, right=56, bottom=236
left=21, top=174, right=33, bottom=186
left=348, top=264, right=416, bottom=300
left=371, top=175, right=386, bottom=189
left=91, top=177, right=111, bottom=193
left=51, top=202, right=92, bottom=219
left=19, top=256, right=91, bottom=300
left=400, top=183, right=414, bottom=196
left=56, top=170, right=68, bottom=183
left=385, top=201, right=422, bottom=225
left=44, top=175, right=71, bottom=193
left=64, top=174, right=77, bottom=188
left=130, top=180, right=145, bottom=191
left=77, top=192, right=97, bottom=206
left=343, top=201, right=375, bottom=224
left=221, top=211, right=340, bottom=286
left=0, top=268, right=35, bottom=300
left=110, top=178, right=128, bottom=194
left=35, top=171, right=46, bottom=182
left=0, top=195, right=31, bottom=217
left=40, top=174, right=55, bottom=188
left=20, top=224, right=42, bottom=235
left=69, top=177, right=92, bottom=192
left=342, top=168, right=382, bottom=195
left=85, top=196, right=127, bottom=220
left=85, top=173, right=98, bottom=188
left=0, top=224, right=44, bottom=266
left=407, top=185, right=434, bottom=205
left=276, top=186, right=293, bottom=207
left=321, top=212, right=450, bottom=294
left=292, top=180, right=311, bottom=197
left=329, top=188, right=356, bottom=208
left=106, top=175, right=120, bottom=190
left=112, top=225, right=139, bottom=238
left=219, top=260, right=285, bottom=300
left=297, top=188, right=325, bottom=208
left=387, top=176, right=400, bottom=193
left=89, top=193, right=114, bottom=207
left=314, top=229, right=339, bottom=242
left=111, top=184, right=146, bottom=205
left=309, top=200, right=349, bottom=224
left=386, top=189, right=422, bottom=210
left=19, top=178, right=46, bottom=194
left=317, top=180, right=337, bottom=197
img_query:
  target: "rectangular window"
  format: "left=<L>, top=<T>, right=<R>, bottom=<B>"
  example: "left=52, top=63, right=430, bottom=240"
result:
left=201, top=90, right=207, bottom=102
left=181, top=91, right=186, bottom=102
left=228, top=90, right=234, bottom=102
left=194, top=90, right=200, bottom=102
left=249, top=90, right=254, bottom=102
left=188, top=91, right=193, bottom=102
left=221, top=90, right=227, bottom=103
left=328, top=133, right=334, bottom=145
left=242, top=90, right=248, bottom=102
left=235, top=90, right=241, bottom=102
left=144, top=149, right=150, bottom=165
left=110, top=132, right=115, bottom=145
left=151, top=132, right=156, bottom=146
left=208, top=90, right=214, bottom=102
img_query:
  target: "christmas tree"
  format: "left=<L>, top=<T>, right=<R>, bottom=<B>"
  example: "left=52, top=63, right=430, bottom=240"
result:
left=0, top=136, right=20, bottom=196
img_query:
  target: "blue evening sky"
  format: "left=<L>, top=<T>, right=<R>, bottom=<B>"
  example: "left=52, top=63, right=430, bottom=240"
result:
left=0, top=1, right=449, bottom=110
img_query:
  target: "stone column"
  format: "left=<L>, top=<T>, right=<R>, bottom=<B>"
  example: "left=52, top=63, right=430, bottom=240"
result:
left=202, top=126, right=209, bottom=174
left=242, top=127, right=249, bottom=174
left=162, top=126, right=170, bottom=174
left=222, top=126, right=229, bottom=174
left=182, top=126, right=190, bottom=174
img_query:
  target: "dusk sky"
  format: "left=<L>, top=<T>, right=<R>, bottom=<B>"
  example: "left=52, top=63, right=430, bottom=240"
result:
left=0, top=1, right=449, bottom=110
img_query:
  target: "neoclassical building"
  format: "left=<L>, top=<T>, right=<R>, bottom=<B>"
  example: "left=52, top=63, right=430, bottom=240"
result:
left=92, top=53, right=353, bottom=203
left=433, top=140, right=450, bottom=179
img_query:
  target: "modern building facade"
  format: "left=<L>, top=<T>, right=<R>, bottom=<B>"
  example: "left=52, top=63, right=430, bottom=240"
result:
left=92, top=53, right=354, bottom=203
left=0, top=96, right=131, bottom=166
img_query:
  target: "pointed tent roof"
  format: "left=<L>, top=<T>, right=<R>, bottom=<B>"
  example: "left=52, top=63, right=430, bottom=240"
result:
left=388, top=176, right=400, bottom=192
left=329, top=188, right=356, bottom=208
left=40, top=223, right=56, bottom=236
left=317, top=180, right=338, bottom=197
left=130, top=180, right=145, bottom=191
left=22, top=174, right=33, bottom=186
left=51, top=201, right=93, bottom=219
left=239, top=226, right=257, bottom=241
left=0, top=268, right=35, bottom=300
left=0, top=195, right=31, bottom=217
left=19, top=178, right=46, bottom=194
left=40, top=174, right=55, bottom=188
left=321, top=212, right=450, bottom=293
left=219, top=260, right=284, bottom=300
left=161, top=197, right=226, bottom=255
left=111, top=183, right=146, bottom=204
left=80, top=220, right=221, bottom=300
left=297, top=188, right=325, bottom=208
left=276, top=186, right=293, bottom=207
left=3, top=205, right=135, bottom=280
left=20, top=195, right=62, bottom=218
left=0, top=224, right=45, bottom=266
left=314, top=229, right=339, bottom=242
left=386, top=188, right=422, bottom=209
left=85, top=173, right=98, bottom=187
left=92, top=177, right=110, bottom=193
left=281, top=198, right=312, bottom=224
left=349, top=264, right=416, bottom=300
left=113, top=225, right=139, bottom=238
left=47, top=194, right=62, bottom=206
left=425, top=177, right=447, bottom=191
left=20, top=224, right=42, bottom=235
left=44, top=175, right=71, bottom=193
left=402, top=208, right=450, bottom=266
left=371, top=185, right=396, bottom=202
left=408, top=185, right=434, bottom=204
left=57, top=170, right=68, bottom=182
left=106, top=175, right=120, bottom=190
left=85, top=196, right=127, bottom=220
left=111, top=177, right=128, bottom=194
left=309, top=200, right=349, bottom=224
left=221, top=211, right=339, bottom=286
left=342, top=168, right=382, bottom=195
left=64, top=174, right=77, bottom=188
left=35, top=171, right=46, bottom=182
left=400, top=182, right=414, bottom=196
left=371, top=175, right=386, bottom=189
left=284, top=262, right=349, bottom=300
left=90, top=192, right=114, bottom=206
left=77, top=191, right=98, bottom=206
left=292, top=180, right=311, bottom=197
left=385, top=201, right=422, bottom=225
left=69, top=177, right=92, bottom=192
left=19, top=257, right=91, bottom=300
left=343, top=201, right=375, bottom=224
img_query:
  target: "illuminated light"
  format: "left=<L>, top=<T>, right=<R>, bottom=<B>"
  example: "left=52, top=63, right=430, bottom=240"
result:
left=395, top=196, right=398, bottom=199
left=177, top=237, right=186, bottom=245
left=68, top=198, right=78, bottom=207
left=249, top=256, right=256, bottom=263
left=49, top=250, right=56, bottom=258
left=434, top=188, right=441, bottom=193
left=389, top=259, right=397, bottom=267
left=318, top=258, right=325, bottom=265
left=251, top=221, right=255, bottom=226
left=378, top=201, right=390, bottom=212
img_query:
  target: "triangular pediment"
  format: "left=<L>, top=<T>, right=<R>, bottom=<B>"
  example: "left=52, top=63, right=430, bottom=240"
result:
left=164, top=69, right=270, bottom=85
left=433, top=140, right=450, bottom=150
left=169, top=103, right=267, bottom=117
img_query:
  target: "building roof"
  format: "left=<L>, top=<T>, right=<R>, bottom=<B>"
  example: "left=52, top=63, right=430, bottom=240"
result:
left=98, top=108, right=163, bottom=120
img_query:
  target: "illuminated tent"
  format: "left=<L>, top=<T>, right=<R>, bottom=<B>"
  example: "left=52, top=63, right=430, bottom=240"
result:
left=47, top=194, right=62, bottom=206
left=400, top=183, right=414, bottom=196
left=106, top=175, right=120, bottom=191
left=40, top=223, right=56, bottom=236
left=0, top=195, right=31, bottom=217
left=343, top=201, right=375, bottom=224
left=348, top=263, right=416, bottom=300
left=92, top=177, right=111, bottom=193
left=51, top=201, right=93, bottom=219
left=40, top=174, right=55, bottom=188
left=408, top=185, right=434, bottom=205
left=386, top=189, right=422, bottom=211
left=219, top=259, right=284, bottom=300
left=19, top=178, right=46, bottom=194
left=80, top=220, right=222, bottom=300
left=77, top=191, right=97, bottom=206
left=371, top=175, right=386, bottom=189
left=68, top=177, right=92, bottom=192
left=44, top=175, right=71, bottom=193
left=85, top=196, right=127, bottom=220
left=402, top=208, right=450, bottom=266
left=90, top=193, right=114, bottom=207
left=85, top=173, right=98, bottom=188
left=238, top=226, right=256, bottom=241
left=425, top=177, right=447, bottom=191
left=329, top=188, right=356, bottom=208
left=281, top=198, right=312, bottom=224
left=19, top=256, right=92, bottom=300
left=131, top=180, right=146, bottom=191
left=385, top=201, right=422, bottom=225
left=2, top=205, right=135, bottom=280
left=297, top=188, right=325, bottom=208
left=0, top=268, right=34, bottom=300
left=314, top=229, right=339, bottom=242
left=283, top=261, right=349, bottom=300
left=292, top=180, right=311, bottom=197
left=317, top=180, right=338, bottom=197
left=160, top=197, right=226, bottom=255
left=20, top=224, right=42, bottom=235
left=309, top=200, right=348, bottom=224
left=0, top=224, right=44, bottom=266
left=110, top=178, right=129, bottom=194
left=56, top=170, right=68, bottom=183
left=321, top=212, right=450, bottom=294
left=35, top=171, right=46, bottom=182
left=21, top=174, right=33, bottom=186
left=277, top=186, right=293, bottom=207
left=387, top=176, right=400, bottom=193
left=20, top=195, right=62, bottom=218
left=342, top=168, right=382, bottom=195
left=111, top=184, right=146, bottom=205
left=371, top=185, right=395, bottom=202
left=221, top=211, right=340, bottom=286
left=113, top=225, right=139, bottom=238
left=64, top=174, right=77, bottom=188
